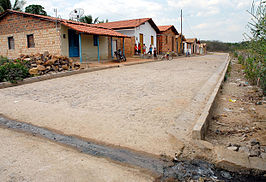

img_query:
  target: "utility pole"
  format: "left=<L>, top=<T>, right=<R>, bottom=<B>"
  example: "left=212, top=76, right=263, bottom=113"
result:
left=180, top=9, right=183, bottom=54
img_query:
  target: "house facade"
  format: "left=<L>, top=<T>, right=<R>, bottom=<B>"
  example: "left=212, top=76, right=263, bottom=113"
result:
left=176, top=34, right=186, bottom=54
left=185, top=38, right=198, bottom=54
left=98, top=18, right=159, bottom=56
left=157, top=25, right=179, bottom=54
left=0, top=10, right=128, bottom=62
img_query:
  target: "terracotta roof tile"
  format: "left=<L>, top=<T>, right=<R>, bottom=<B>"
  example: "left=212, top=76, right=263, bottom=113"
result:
left=62, top=22, right=128, bottom=37
left=98, top=18, right=151, bottom=29
left=158, top=25, right=179, bottom=35
left=98, top=18, right=160, bottom=33
left=186, top=38, right=197, bottom=43
left=1, top=10, right=128, bottom=37
left=158, top=25, right=172, bottom=32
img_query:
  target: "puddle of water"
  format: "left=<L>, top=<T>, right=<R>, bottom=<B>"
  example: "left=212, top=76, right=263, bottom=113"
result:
left=0, top=116, right=265, bottom=181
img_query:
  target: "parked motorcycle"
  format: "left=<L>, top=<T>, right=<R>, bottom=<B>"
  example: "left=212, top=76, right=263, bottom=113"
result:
left=114, top=49, right=126, bottom=62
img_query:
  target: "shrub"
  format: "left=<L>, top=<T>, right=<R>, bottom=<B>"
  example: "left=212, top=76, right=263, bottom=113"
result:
left=0, top=61, right=30, bottom=83
left=238, top=55, right=244, bottom=64
left=233, top=51, right=238, bottom=58
left=0, top=56, right=10, bottom=66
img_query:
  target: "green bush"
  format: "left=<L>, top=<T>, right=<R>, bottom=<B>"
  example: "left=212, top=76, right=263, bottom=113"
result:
left=233, top=51, right=238, bottom=58
left=0, top=56, right=10, bottom=66
left=0, top=61, right=30, bottom=83
left=238, top=55, right=244, bottom=64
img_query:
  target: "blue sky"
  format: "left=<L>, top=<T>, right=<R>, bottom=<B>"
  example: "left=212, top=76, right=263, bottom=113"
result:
left=15, top=0, right=258, bottom=42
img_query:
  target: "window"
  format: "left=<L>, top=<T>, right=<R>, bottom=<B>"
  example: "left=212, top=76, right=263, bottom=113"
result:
left=27, top=34, right=35, bottom=48
left=151, top=36, right=154, bottom=45
left=166, top=36, right=168, bottom=44
left=93, top=35, right=99, bottom=46
left=8, top=36, right=15, bottom=49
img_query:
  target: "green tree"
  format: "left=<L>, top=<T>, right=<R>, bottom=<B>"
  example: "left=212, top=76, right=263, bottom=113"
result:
left=98, top=19, right=108, bottom=23
left=79, top=15, right=108, bottom=24
left=0, top=0, right=26, bottom=13
left=79, top=15, right=98, bottom=24
left=25, top=4, right=47, bottom=15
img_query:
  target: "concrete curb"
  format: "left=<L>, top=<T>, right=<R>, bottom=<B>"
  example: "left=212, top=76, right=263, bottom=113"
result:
left=191, top=54, right=266, bottom=173
left=0, top=59, right=162, bottom=89
left=214, top=146, right=266, bottom=173
left=192, top=54, right=230, bottom=140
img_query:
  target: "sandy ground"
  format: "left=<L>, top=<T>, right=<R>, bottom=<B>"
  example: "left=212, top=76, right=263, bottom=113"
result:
left=206, top=58, right=266, bottom=153
left=0, top=127, right=154, bottom=182
left=0, top=54, right=227, bottom=157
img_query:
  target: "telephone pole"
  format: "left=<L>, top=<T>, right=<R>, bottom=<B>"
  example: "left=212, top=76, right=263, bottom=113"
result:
left=180, top=9, right=183, bottom=54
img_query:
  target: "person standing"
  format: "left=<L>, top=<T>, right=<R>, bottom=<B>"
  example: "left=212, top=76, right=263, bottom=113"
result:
left=138, top=43, right=141, bottom=54
left=134, top=44, right=138, bottom=55
left=153, top=47, right=157, bottom=57
left=148, top=45, right=153, bottom=55
left=143, top=44, right=146, bottom=54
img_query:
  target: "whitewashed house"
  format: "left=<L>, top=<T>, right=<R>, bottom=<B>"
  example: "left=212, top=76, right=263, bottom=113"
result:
left=98, top=18, right=160, bottom=55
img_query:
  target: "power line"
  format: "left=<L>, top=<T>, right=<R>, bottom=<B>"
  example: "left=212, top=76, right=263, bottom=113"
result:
left=182, top=12, right=198, bottom=38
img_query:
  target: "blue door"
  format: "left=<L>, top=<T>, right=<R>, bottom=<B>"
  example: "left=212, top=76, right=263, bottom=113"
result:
left=68, top=29, right=79, bottom=57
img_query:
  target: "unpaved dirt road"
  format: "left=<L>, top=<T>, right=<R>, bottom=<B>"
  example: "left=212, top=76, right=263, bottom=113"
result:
left=0, top=53, right=228, bottom=158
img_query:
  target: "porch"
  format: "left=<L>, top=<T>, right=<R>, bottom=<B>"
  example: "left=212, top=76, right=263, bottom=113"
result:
left=60, top=23, right=128, bottom=63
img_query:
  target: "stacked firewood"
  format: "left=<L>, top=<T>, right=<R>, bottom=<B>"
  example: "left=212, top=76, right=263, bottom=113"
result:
left=18, top=51, right=81, bottom=75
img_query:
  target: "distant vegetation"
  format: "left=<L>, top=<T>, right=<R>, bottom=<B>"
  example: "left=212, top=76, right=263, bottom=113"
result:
left=200, top=40, right=248, bottom=52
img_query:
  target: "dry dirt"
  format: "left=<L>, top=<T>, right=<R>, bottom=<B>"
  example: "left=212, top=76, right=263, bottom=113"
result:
left=0, top=54, right=228, bottom=158
left=205, top=58, right=266, bottom=157
left=0, top=127, right=154, bottom=182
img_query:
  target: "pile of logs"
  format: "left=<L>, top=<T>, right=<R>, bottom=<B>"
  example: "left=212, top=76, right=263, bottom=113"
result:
left=19, top=51, right=81, bottom=75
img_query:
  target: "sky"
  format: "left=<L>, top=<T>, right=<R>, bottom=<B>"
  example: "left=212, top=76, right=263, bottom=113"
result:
left=13, top=0, right=259, bottom=42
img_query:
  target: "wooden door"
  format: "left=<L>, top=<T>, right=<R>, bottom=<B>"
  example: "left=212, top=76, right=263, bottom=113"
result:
left=139, top=33, right=143, bottom=54
left=68, top=29, right=79, bottom=57
left=172, top=37, right=175, bottom=51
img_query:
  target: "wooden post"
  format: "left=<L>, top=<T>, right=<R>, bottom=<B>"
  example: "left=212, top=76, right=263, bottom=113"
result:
left=97, top=36, right=100, bottom=62
left=122, top=38, right=125, bottom=56
left=111, top=37, right=113, bottom=59
left=79, top=33, right=82, bottom=63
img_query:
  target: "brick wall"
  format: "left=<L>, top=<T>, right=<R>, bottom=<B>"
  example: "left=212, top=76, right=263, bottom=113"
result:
left=0, top=13, right=61, bottom=59
left=177, top=36, right=182, bottom=54
left=157, top=28, right=177, bottom=54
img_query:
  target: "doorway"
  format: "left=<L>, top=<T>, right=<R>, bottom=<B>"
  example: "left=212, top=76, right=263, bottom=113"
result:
left=139, top=33, right=143, bottom=54
left=68, top=29, right=79, bottom=57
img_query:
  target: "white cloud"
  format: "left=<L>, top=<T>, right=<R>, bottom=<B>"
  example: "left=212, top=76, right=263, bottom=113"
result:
left=19, top=0, right=256, bottom=42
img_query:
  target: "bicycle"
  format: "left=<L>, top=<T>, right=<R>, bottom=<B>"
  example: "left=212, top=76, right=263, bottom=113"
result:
left=158, top=53, right=173, bottom=61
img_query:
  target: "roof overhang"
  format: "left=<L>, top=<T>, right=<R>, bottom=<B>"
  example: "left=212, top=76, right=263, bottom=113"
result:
left=62, top=22, right=129, bottom=38
left=0, top=10, right=129, bottom=38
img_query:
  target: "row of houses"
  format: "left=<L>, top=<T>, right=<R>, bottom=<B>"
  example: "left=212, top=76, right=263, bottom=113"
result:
left=0, top=10, right=206, bottom=63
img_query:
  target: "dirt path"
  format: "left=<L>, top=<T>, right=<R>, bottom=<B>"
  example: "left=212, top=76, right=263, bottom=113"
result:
left=0, top=53, right=228, bottom=157
left=206, top=58, right=266, bottom=158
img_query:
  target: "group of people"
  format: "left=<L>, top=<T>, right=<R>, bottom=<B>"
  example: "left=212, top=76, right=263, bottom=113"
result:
left=134, top=43, right=157, bottom=57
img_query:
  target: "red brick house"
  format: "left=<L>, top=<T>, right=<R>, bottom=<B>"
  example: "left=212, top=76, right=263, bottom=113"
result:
left=157, top=25, right=179, bottom=54
left=0, top=10, right=128, bottom=62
